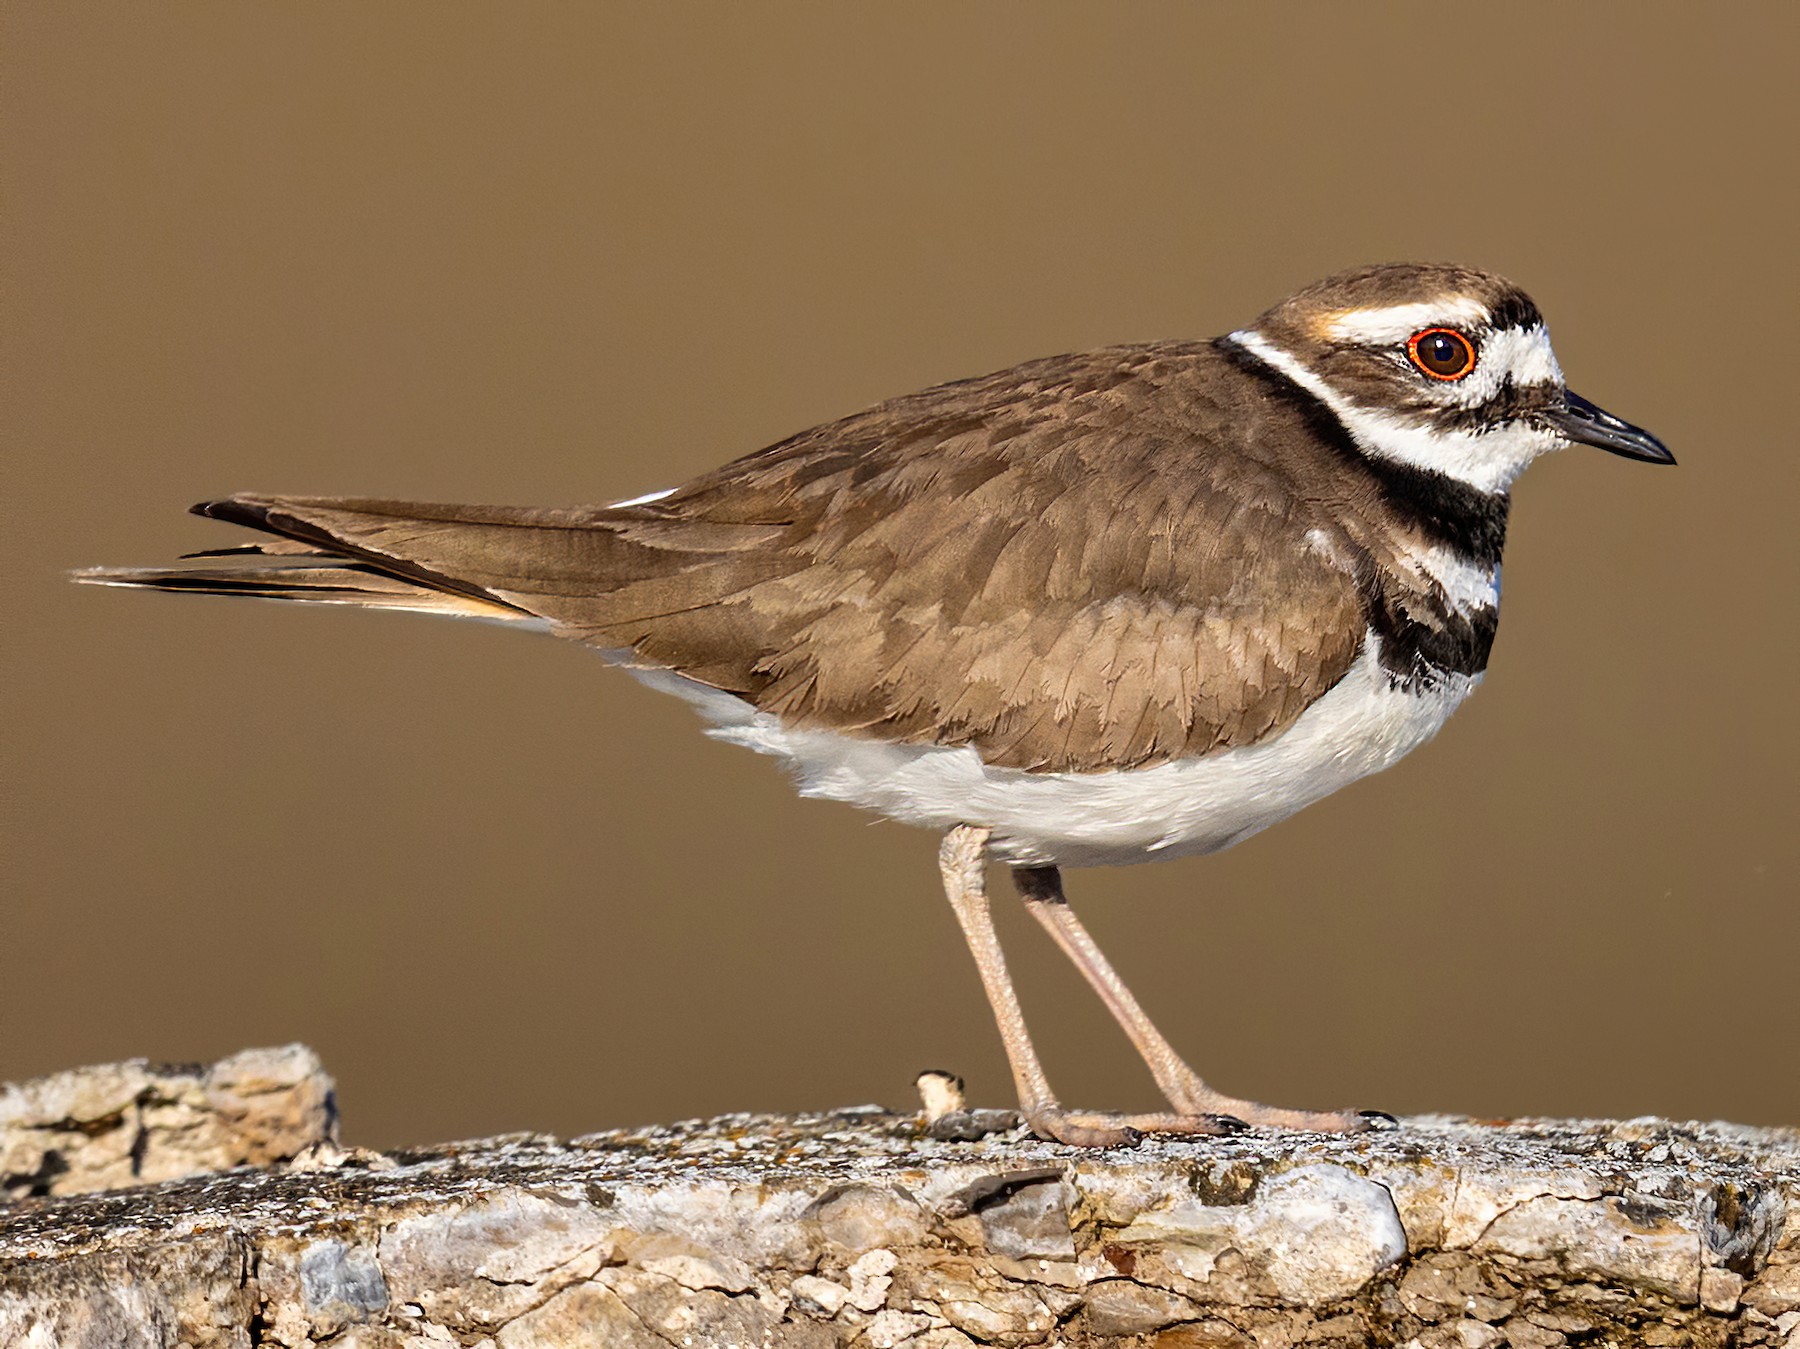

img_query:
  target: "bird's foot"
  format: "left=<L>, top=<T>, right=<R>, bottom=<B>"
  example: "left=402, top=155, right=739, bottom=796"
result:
left=1162, top=1093, right=1394, bottom=1133
left=1024, top=1108, right=1249, bottom=1148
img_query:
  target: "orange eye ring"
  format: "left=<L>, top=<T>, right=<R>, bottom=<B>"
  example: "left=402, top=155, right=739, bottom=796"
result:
left=1406, top=328, right=1478, bottom=381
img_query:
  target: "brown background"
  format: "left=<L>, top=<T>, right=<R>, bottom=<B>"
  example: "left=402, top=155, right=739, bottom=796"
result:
left=4, top=4, right=1796, bottom=1149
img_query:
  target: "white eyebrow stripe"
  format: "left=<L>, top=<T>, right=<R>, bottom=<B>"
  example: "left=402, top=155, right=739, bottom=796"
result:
left=609, top=486, right=677, bottom=508
left=1326, top=297, right=1492, bottom=345
left=1227, top=328, right=1558, bottom=493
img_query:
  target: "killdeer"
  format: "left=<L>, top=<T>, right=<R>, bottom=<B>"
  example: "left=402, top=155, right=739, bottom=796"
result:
left=79, top=263, right=1674, bottom=1147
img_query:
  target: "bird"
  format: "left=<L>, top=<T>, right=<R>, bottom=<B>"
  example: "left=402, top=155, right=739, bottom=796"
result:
left=78, top=263, right=1674, bottom=1147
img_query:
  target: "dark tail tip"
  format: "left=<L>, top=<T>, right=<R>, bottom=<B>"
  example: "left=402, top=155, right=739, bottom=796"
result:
left=191, top=495, right=274, bottom=528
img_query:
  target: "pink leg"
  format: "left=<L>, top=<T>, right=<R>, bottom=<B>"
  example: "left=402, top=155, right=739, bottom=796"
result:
left=938, top=827, right=1244, bottom=1147
left=1012, top=864, right=1371, bottom=1132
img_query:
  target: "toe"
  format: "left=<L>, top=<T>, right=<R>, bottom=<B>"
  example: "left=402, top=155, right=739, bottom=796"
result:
left=1027, top=1111, right=1141, bottom=1148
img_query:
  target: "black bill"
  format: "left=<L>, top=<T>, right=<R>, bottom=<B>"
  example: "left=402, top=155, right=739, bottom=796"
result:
left=1544, top=391, right=1676, bottom=464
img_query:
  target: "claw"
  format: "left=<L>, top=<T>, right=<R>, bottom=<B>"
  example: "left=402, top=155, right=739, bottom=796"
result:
left=1206, top=1113, right=1250, bottom=1134
left=1358, top=1109, right=1401, bottom=1130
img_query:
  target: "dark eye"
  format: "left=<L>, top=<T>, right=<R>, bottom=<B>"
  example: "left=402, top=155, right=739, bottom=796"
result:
left=1406, top=328, right=1477, bottom=381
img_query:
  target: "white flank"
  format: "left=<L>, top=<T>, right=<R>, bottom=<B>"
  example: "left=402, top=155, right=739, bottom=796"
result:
left=609, top=486, right=676, bottom=508
left=606, top=636, right=1479, bottom=868
left=1227, top=329, right=1559, bottom=493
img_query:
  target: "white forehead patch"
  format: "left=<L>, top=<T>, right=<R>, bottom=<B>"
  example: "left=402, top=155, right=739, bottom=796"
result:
left=1326, top=298, right=1492, bottom=346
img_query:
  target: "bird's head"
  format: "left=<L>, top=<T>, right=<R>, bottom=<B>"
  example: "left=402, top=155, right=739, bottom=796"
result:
left=1227, top=262, right=1674, bottom=492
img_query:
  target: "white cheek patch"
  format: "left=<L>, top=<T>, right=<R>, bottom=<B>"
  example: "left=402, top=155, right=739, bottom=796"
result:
left=1329, top=409, right=1560, bottom=492
left=1228, top=328, right=1559, bottom=493
left=1325, top=298, right=1492, bottom=346
left=1477, top=323, right=1563, bottom=389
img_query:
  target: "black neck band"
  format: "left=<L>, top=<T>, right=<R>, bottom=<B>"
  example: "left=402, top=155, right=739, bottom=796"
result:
left=1215, top=335, right=1510, bottom=567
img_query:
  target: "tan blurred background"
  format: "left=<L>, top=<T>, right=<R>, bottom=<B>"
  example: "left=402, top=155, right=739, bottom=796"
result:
left=4, top=4, right=1795, bottom=1149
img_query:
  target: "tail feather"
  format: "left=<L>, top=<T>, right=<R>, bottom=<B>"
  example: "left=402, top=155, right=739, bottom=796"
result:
left=76, top=488, right=743, bottom=635
left=178, top=539, right=332, bottom=559
left=187, top=494, right=545, bottom=613
left=73, top=542, right=537, bottom=624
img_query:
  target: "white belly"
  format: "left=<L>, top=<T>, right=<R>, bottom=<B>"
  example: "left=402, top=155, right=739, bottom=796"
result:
left=616, top=633, right=1478, bottom=868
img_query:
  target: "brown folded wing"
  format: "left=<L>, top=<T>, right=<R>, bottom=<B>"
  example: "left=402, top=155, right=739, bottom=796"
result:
left=199, top=343, right=1368, bottom=773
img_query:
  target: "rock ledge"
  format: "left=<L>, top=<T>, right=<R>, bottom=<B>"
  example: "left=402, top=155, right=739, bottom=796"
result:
left=1, top=1053, right=1797, bottom=1347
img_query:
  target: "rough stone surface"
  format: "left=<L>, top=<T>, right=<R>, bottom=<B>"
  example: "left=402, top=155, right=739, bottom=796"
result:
left=0, top=1055, right=1796, bottom=1346
left=0, top=1046, right=336, bottom=1199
